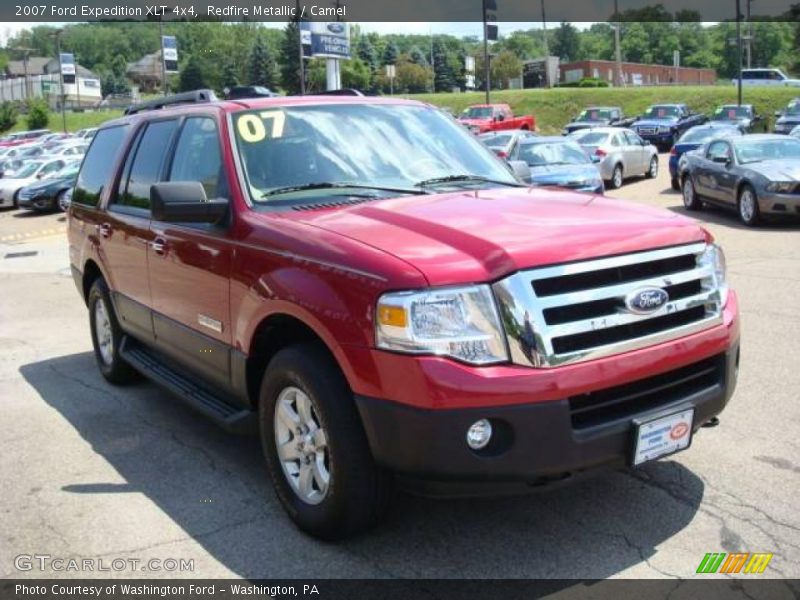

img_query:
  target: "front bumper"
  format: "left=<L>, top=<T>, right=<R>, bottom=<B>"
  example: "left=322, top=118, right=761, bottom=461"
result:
left=757, top=190, right=800, bottom=216
left=352, top=294, right=739, bottom=496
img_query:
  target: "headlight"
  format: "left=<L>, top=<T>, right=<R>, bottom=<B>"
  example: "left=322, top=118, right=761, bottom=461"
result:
left=376, top=285, right=509, bottom=365
left=766, top=181, right=795, bottom=193
left=699, top=244, right=728, bottom=307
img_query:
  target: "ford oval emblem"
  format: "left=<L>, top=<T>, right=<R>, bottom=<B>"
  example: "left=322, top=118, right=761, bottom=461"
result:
left=625, top=287, right=669, bottom=314
left=327, top=23, right=345, bottom=34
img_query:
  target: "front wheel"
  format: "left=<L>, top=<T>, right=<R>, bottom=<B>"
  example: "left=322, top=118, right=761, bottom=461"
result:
left=738, top=184, right=762, bottom=226
left=259, top=343, right=393, bottom=540
left=645, top=156, right=658, bottom=179
left=682, top=175, right=703, bottom=211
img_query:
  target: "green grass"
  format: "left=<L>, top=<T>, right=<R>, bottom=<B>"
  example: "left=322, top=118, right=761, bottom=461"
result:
left=406, top=86, right=800, bottom=134
left=7, top=109, right=124, bottom=134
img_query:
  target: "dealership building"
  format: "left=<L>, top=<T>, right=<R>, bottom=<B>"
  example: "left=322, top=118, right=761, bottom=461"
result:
left=559, top=59, right=717, bottom=86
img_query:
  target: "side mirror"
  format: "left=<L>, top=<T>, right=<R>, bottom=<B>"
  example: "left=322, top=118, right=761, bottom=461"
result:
left=150, top=182, right=228, bottom=224
left=712, top=155, right=730, bottom=165
left=508, top=160, right=531, bottom=182
left=496, top=114, right=505, bottom=122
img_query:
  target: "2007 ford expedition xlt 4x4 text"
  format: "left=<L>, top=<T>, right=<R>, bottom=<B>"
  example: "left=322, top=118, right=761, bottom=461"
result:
left=68, top=90, right=740, bottom=540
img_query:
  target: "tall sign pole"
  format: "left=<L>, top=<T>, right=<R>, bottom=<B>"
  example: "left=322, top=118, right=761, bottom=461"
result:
left=482, top=0, right=490, bottom=103
left=540, top=0, right=548, bottom=87
left=736, top=0, right=743, bottom=105
left=53, top=30, right=67, bottom=133
left=614, top=0, right=624, bottom=87
left=296, top=0, right=305, bottom=94
left=159, top=20, right=168, bottom=96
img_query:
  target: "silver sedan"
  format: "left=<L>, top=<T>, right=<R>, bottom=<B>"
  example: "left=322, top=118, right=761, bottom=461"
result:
left=572, top=127, right=659, bottom=189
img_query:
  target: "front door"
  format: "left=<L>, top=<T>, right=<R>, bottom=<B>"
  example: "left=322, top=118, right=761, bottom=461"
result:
left=147, top=115, right=233, bottom=393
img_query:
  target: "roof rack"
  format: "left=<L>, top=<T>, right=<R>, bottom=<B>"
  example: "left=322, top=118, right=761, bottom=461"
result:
left=124, top=89, right=218, bottom=115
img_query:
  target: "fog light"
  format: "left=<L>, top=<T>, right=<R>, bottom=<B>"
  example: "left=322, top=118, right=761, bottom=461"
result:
left=466, top=419, right=493, bottom=450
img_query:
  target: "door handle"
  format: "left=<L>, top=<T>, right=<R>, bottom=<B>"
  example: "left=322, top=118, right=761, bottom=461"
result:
left=97, top=223, right=111, bottom=238
left=151, top=237, right=167, bottom=256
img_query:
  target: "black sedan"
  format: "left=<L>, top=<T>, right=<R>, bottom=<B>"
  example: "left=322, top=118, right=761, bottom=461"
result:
left=16, top=162, right=79, bottom=212
left=680, top=134, right=800, bottom=226
left=710, top=104, right=768, bottom=133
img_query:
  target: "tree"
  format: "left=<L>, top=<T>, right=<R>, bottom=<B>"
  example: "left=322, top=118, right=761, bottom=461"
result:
left=408, top=46, right=428, bottom=67
left=620, top=22, right=653, bottom=64
left=280, top=20, right=303, bottom=94
left=551, top=22, right=581, bottom=62
left=341, top=58, right=372, bottom=90
left=491, top=51, right=522, bottom=89
left=0, top=102, right=18, bottom=133
left=396, top=60, right=433, bottom=93
left=179, top=55, right=207, bottom=91
left=248, top=35, right=278, bottom=89
left=382, top=41, right=399, bottom=66
left=26, top=99, right=49, bottom=130
left=432, top=38, right=456, bottom=91
left=355, top=35, right=378, bottom=91
left=222, top=60, right=239, bottom=90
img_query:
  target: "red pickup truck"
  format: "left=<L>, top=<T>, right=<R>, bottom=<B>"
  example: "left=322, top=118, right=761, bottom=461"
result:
left=68, top=91, right=739, bottom=540
left=458, top=103, right=536, bottom=134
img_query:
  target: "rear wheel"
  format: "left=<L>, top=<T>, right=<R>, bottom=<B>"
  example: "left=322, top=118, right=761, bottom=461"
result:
left=608, top=164, right=624, bottom=189
left=88, top=278, right=140, bottom=384
left=682, top=175, right=702, bottom=211
left=738, top=184, right=761, bottom=227
left=259, top=343, right=393, bottom=540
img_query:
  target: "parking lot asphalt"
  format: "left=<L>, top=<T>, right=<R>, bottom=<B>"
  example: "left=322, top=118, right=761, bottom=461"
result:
left=0, top=159, right=799, bottom=585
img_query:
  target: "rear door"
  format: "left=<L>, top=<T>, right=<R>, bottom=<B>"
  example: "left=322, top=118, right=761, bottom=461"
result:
left=619, top=131, right=643, bottom=174
left=147, top=114, right=234, bottom=393
left=698, top=141, right=733, bottom=201
left=104, top=118, right=180, bottom=341
left=624, top=130, right=647, bottom=175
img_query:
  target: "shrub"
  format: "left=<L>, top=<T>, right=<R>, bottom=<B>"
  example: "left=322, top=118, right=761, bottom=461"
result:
left=0, top=101, right=18, bottom=133
left=26, top=99, right=50, bottom=130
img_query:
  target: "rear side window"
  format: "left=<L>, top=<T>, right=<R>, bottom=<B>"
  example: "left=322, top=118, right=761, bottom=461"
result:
left=72, top=125, right=129, bottom=207
left=117, top=119, right=179, bottom=211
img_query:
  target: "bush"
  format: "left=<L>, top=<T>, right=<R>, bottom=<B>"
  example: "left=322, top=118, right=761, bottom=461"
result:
left=0, top=101, right=18, bottom=133
left=558, top=78, right=610, bottom=88
left=26, top=99, right=50, bottom=130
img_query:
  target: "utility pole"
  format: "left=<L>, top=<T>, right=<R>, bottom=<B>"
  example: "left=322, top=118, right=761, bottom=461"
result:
left=736, top=0, right=743, bottom=105
left=296, top=0, right=305, bottom=94
left=482, top=0, right=490, bottom=103
left=540, top=0, right=548, bottom=87
left=159, top=20, right=168, bottom=96
left=614, top=0, right=624, bottom=87
left=430, top=29, right=435, bottom=92
left=51, top=29, right=67, bottom=133
left=745, top=0, right=753, bottom=69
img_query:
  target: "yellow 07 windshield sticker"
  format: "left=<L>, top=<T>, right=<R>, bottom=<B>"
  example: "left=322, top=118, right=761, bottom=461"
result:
left=236, top=110, right=286, bottom=143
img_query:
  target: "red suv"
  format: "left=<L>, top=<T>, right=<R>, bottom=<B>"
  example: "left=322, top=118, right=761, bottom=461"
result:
left=68, top=91, right=740, bottom=539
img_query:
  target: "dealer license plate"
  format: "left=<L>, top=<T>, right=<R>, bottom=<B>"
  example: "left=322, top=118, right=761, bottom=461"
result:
left=632, top=409, right=694, bottom=466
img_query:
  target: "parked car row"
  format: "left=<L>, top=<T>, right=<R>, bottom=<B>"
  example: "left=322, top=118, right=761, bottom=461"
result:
left=0, top=128, right=91, bottom=212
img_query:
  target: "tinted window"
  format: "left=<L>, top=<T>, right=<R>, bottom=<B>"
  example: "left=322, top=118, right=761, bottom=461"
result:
left=707, top=141, right=731, bottom=161
left=118, top=120, right=178, bottom=210
left=74, top=125, right=129, bottom=207
left=169, top=117, right=225, bottom=199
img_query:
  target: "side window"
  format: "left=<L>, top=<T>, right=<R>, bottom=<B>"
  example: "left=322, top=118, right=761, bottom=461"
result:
left=73, top=125, right=130, bottom=207
left=168, top=117, right=226, bottom=200
left=40, top=161, right=64, bottom=177
left=117, top=120, right=179, bottom=211
left=611, top=134, right=622, bottom=147
left=624, top=131, right=641, bottom=145
left=707, top=141, right=730, bottom=161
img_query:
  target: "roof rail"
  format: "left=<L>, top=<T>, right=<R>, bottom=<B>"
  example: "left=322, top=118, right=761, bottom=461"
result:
left=124, top=89, right=218, bottom=115
left=302, top=88, right=365, bottom=97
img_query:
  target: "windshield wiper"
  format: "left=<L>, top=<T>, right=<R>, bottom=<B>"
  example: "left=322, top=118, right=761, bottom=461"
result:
left=414, top=174, right=524, bottom=189
left=261, top=181, right=426, bottom=198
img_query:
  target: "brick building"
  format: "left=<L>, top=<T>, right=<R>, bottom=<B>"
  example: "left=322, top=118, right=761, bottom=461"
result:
left=559, top=59, right=716, bottom=86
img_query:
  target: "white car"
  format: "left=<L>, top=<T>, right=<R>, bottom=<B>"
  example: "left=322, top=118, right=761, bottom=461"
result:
left=0, top=159, right=68, bottom=208
left=732, top=68, right=800, bottom=87
left=43, top=142, right=88, bottom=158
left=571, top=127, right=659, bottom=189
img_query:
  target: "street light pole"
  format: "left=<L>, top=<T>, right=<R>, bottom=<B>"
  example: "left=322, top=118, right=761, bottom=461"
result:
left=614, top=0, right=624, bottom=87
left=53, top=30, right=67, bottom=133
left=736, top=0, right=743, bottom=106
left=482, top=0, right=490, bottom=103
left=540, top=0, right=549, bottom=87
left=159, top=20, right=168, bottom=96
left=296, top=0, right=305, bottom=94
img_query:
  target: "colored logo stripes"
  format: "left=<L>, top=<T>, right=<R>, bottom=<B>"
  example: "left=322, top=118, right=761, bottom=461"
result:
left=696, top=552, right=773, bottom=574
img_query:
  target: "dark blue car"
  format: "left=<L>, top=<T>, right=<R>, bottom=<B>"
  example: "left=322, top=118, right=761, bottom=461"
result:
left=669, top=124, right=743, bottom=190
left=632, top=103, right=708, bottom=151
left=512, top=136, right=604, bottom=194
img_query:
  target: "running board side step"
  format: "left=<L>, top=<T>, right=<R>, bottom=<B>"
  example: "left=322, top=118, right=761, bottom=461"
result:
left=120, top=337, right=257, bottom=434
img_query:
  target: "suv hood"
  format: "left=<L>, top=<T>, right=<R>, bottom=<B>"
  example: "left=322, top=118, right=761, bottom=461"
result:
left=636, top=117, right=678, bottom=127
left=287, top=188, right=705, bottom=285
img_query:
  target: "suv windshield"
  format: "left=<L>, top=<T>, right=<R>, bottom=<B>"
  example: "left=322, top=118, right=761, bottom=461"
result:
left=576, top=109, right=612, bottom=122
left=784, top=103, right=800, bottom=116
left=461, top=107, right=493, bottom=119
left=233, top=103, right=517, bottom=204
left=643, top=106, right=680, bottom=118
left=714, top=106, right=752, bottom=120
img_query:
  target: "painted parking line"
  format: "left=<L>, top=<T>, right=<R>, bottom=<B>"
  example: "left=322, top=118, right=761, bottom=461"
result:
left=0, top=227, right=66, bottom=243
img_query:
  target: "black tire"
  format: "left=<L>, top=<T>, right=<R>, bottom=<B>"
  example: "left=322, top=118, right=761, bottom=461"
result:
left=259, top=343, right=393, bottom=540
left=682, top=175, right=703, bottom=211
left=607, top=164, right=624, bottom=189
left=738, top=184, right=762, bottom=227
left=88, top=278, right=140, bottom=385
left=645, top=156, right=658, bottom=179
left=671, top=177, right=680, bottom=191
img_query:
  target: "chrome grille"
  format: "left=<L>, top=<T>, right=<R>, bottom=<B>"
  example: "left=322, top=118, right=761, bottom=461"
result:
left=637, top=127, right=657, bottom=135
left=492, top=243, right=723, bottom=368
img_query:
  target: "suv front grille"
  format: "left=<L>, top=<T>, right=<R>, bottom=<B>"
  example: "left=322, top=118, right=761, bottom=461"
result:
left=492, top=243, right=723, bottom=367
left=568, top=354, right=724, bottom=429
